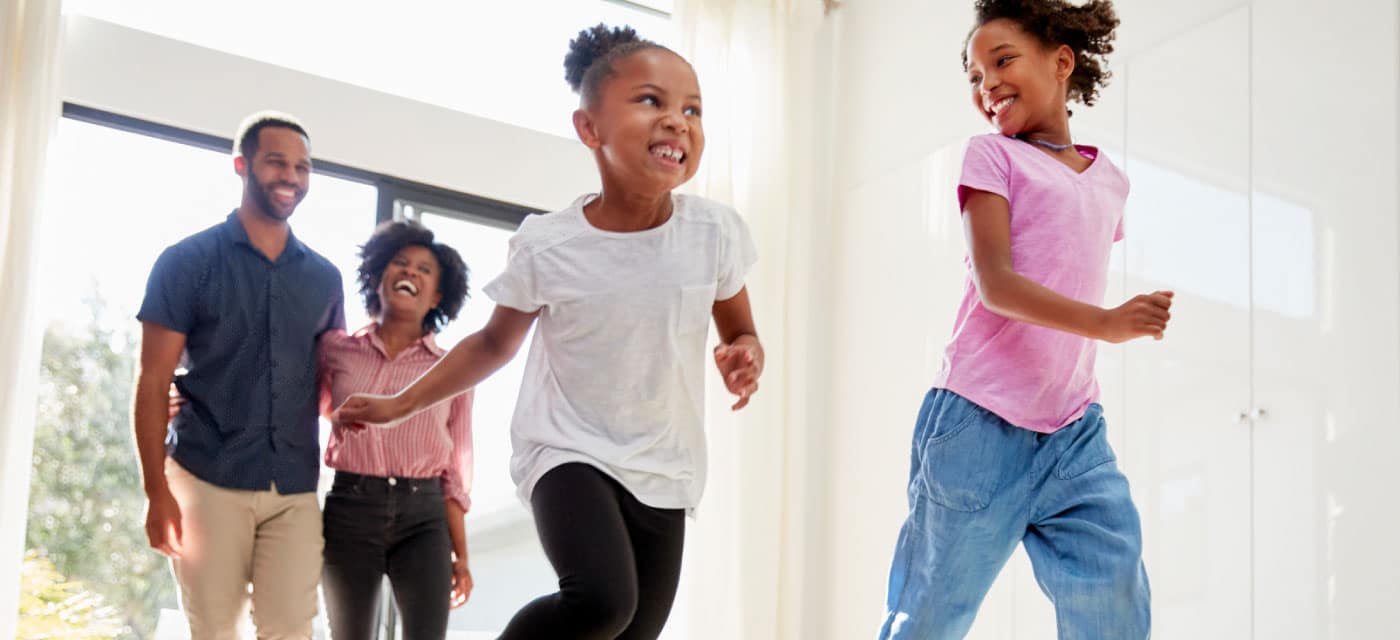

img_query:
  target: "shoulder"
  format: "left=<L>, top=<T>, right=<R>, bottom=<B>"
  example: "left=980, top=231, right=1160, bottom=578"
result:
left=965, top=133, right=1017, bottom=155
left=509, top=203, right=590, bottom=257
left=1087, top=147, right=1130, bottom=191
left=300, top=244, right=343, bottom=283
left=318, top=327, right=352, bottom=353
left=154, top=221, right=224, bottom=268
left=673, top=194, right=742, bottom=230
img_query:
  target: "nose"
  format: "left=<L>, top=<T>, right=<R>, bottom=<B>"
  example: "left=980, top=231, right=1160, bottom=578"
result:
left=277, top=165, right=302, bottom=187
left=978, top=71, right=1001, bottom=101
left=661, top=108, right=688, bottom=134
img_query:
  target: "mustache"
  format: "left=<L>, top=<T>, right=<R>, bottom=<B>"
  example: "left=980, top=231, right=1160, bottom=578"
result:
left=265, top=182, right=304, bottom=197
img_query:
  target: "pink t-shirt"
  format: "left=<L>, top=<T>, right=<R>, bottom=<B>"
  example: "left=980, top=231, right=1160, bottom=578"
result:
left=932, top=134, right=1128, bottom=433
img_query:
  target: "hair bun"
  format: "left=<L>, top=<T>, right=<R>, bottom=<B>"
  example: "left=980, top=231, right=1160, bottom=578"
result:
left=564, top=23, right=642, bottom=93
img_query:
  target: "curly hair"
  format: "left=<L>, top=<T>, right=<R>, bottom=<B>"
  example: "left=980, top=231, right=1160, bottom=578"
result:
left=962, top=0, right=1120, bottom=110
left=564, top=23, right=674, bottom=106
left=357, top=220, right=469, bottom=335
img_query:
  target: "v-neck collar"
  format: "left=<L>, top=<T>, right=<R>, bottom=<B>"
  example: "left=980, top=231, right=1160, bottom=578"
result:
left=1009, top=136, right=1101, bottom=177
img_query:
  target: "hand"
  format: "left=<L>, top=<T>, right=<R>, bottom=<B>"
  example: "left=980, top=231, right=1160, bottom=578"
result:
left=1098, top=290, right=1174, bottom=343
left=144, top=488, right=183, bottom=558
left=167, top=382, right=184, bottom=423
left=332, top=393, right=407, bottom=429
left=714, top=337, right=763, bottom=410
left=450, top=559, right=473, bottom=608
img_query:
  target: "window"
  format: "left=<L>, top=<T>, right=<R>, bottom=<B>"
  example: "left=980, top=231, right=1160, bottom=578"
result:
left=20, top=111, right=540, bottom=639
left=395, top=202, right=557, bottom=637
left=63, top=0, right=675, bottom=139
left=23, top=115, right=378, bottom=638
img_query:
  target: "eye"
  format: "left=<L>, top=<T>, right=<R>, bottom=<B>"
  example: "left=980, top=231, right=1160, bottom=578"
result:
left=639, top=95, right=660, bottom=106
left=997, top=55, right=1015, bottom=67
left=684, top=105, right=701, bottom=117
left=969, top=73, right=982, bottom=85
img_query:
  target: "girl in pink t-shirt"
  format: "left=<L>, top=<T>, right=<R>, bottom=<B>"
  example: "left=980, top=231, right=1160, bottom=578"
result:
left=879, top=1, right=1173, bottom=638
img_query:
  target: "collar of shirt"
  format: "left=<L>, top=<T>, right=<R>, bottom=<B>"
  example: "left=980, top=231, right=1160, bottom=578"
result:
left=221, top=209, right=308, bottom=263
left=351, top=322, right=445, bottom=358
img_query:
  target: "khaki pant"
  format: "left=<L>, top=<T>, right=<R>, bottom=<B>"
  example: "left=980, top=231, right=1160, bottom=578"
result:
left=165, top=458, right=322, bottom=640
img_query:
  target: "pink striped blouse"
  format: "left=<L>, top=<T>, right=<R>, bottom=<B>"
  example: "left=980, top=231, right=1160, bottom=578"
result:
left=319, top=324, right=473, bottom=511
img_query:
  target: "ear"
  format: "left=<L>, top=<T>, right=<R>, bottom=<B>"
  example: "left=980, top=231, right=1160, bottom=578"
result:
left=573, top=109, right=602, bottom=150
left=1054, top=44, right=1076, bottom=82
left=233, top=154, right=248, bottom=178
left=431, top=291, right=443, bottom=310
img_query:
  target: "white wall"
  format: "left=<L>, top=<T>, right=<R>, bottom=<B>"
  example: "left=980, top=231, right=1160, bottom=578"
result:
left=818, top=1, right=1400, bottom=639
left=60, top=15, right=599, bottom=212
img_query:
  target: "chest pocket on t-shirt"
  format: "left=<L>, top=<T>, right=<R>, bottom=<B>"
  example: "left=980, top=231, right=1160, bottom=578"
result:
left=678, top=284, right=716, bottom=336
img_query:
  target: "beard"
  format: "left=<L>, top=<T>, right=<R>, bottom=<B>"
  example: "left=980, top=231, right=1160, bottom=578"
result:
left=246, top=170, right=301, bottom=221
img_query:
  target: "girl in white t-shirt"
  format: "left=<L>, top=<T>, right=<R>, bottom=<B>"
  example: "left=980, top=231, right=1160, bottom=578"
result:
left=335, top=24, right=763, bottom=639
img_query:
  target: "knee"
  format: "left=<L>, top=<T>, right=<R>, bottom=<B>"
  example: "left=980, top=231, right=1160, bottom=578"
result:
left=561, top=581, right=639, bottom=638
left=250, top=593, right=317, bottom=640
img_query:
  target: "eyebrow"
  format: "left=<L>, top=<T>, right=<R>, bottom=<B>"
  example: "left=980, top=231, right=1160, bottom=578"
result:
left=633, top=83, right=702, bottom=101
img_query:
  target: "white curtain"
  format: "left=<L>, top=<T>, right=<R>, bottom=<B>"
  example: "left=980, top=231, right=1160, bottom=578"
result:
left=670, top=2, right=834, bottom=638
left=0, top=0, right=64, bottom=636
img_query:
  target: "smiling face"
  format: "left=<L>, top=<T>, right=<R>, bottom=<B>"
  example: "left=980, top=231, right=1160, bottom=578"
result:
left=965, top=18, right=1075, bottom=137
left=376, top=245, right=443, bottom=327
left=235, top=126, right=311, bottom=221
left=573, top=48, right=705, bottom=195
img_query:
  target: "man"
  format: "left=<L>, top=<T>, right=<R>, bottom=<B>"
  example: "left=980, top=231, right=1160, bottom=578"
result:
left=133, top=112, right=343, bottom=639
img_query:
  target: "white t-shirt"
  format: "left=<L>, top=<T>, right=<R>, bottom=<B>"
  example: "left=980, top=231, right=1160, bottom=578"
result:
left=483, top=193, right=758, bottom=511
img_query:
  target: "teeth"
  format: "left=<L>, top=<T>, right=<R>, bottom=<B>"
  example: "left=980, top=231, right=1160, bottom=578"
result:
left=651, top=146, right=684, bottom=162
left=393, top=280, right=417, bottom=295
left=989, top=97, right=1015, bottom=115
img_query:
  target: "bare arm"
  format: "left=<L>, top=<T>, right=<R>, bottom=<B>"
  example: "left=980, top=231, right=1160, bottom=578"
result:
left=712, top=287, right=764, bottom=410
left=335, top=305, right=537, bottom=425
left=446, top=499, right=472, bottom=607
left=963, top=190, right=1172, bottom=343
left=133, top=322, right=187, bottom=556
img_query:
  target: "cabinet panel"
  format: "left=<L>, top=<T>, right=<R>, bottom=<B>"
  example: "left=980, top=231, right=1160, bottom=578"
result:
left=1123, top=7, right=1254, bottom=639
left=1251, top=0, right=1400, bottom=637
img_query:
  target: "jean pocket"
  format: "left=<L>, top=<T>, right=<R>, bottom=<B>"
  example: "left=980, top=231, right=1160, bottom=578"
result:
left=1054, top=411, right=1117, bottom=480
left=918, top=400, right=1004, bottom=512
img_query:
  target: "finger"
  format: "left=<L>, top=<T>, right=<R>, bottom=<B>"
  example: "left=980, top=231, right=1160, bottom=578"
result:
left=730, top=373, right=759, bottom=394
left=1147, top=293, right=1173, bottom=309
left=169, top=520, right=183, bottom=555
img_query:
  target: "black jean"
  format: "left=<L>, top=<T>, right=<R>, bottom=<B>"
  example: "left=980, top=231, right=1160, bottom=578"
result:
left=498, top=463, right=687, bottom=640
left=322, top=471, right=452, bottom=640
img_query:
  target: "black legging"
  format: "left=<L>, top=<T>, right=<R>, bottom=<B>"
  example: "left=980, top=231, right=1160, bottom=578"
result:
left=498, top=463, right=687, bottom=640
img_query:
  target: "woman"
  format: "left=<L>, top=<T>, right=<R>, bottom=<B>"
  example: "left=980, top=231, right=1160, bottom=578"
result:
left=318, top=219, right=474, bottom=640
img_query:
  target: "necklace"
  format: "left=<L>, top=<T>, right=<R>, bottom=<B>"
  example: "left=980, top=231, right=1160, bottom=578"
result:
left=1021, top=136, right=1074, bottom=151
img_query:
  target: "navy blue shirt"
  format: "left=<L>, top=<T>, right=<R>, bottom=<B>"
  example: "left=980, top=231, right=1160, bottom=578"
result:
left=138, top=211, right=345, bottom=493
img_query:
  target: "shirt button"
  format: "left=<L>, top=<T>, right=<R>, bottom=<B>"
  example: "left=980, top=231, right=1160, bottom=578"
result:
left=388, top=478, right=397, bottom=487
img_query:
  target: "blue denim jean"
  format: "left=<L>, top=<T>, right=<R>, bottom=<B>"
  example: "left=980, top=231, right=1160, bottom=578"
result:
left=878, top=389, right=1150, bottom=639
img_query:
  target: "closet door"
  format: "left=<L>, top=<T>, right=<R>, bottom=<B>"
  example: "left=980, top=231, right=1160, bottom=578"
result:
left=1250, top=0, right=1400, bottom=637
left=1121, top=5, right=1254, bottom=638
